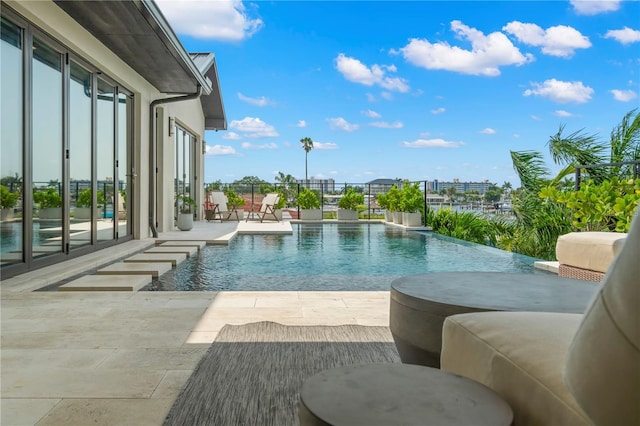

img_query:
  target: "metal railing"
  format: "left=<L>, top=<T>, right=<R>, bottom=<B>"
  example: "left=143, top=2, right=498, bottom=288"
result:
left=575, top=160, right=640, bottom=190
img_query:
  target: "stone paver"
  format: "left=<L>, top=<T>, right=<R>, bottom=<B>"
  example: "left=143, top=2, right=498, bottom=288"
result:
left=59, top=274, right=152, bottom=291
left=159, top=240, right=206, bottom=250
left=124, top=253, right=186, bottom=267
left=96, top=262, right=172, bottom=278
left=144, top=246, right=198, bottom=257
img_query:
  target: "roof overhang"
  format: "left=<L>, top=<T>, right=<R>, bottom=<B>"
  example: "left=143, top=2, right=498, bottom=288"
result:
left=53, top=0, right=227, bottom=129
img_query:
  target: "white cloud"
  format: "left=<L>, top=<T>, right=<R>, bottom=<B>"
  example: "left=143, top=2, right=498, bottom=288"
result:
left=229, top=117, right=279, bottom=138
left=605, top=27, right=640, bottom=44
left=479, top=128, right=496, bottom=134
left=326, top=117, right=360, bottom=132
left=503, top=22, right=591, bottom=58
left=295, top=120, right=307, bottom=128
left=554, top=110, right=575, bottom=117
left=222, top=131, right=241, bottom=140
left=610, top=89, right=638, bottom=102
left=399, top=20, right=533, bottom=76
left=206, top=144, right=237, bottom=156
left=156, top=0, right=263, bottom=41
left=380, top=92, right=394, bottom=101
left=513, top=134, right=521, bottom=139
left=369, top=121, right=404, bottom=129
left=241, top=142, right=278, bottom=150
left=570, top=0, right=621, bottom=15
left=334, top=53, right=410, bottom=92
left=401, top=138, right=465, bottom=148
left=314, top=142, right=339, bottom=150
left=362, top=109, right=382, bottom=118
left=237, top=92, right=273, bottom=107
left=366, top=93, right=377, bottom=102
left=531, top=115, right=542, bottom=121
left=523, top=79, right=594, bottom=104
left=431, top=107, right=446, bottom=114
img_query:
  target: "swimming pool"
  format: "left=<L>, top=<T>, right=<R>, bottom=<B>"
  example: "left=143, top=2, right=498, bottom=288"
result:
left=146, top=223, right=542, bottom=291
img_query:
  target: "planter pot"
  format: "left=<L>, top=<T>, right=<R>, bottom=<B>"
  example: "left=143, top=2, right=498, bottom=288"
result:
left=74, top=207, right=101, bottom=220
left=177, top=213, right=193, bottom=231
left=39, top=207, right=62, bottom=220
left=384, top=210, right=393, bottom=223
left=393, top=211, right=403, bottom=224
left=233, top=209, right=245, bottom=220
left=300, top=209, right=322, bottom=221
left=337, top=209, right=359, bottom=221
left=402, top=211, right=422, bottom=227
left=1, top=208, right=14, bottom=221
left=274, top=209, right=283, bottom=221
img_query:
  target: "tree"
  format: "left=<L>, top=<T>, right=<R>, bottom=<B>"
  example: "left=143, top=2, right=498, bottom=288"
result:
left=300, top=137, right=314, bottom=184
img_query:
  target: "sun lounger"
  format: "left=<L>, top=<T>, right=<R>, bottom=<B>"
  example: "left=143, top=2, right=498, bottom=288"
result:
left=205, top=191, right=238, bottom=222
left=246, top=193, right=280, bottom=222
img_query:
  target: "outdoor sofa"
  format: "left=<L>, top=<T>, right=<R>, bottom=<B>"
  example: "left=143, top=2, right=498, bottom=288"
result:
left=440, top=206, right=639, bottom=425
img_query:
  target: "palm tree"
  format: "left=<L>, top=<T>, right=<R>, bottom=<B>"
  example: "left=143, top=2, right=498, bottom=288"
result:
left=300, top=137, right=314, bottom=185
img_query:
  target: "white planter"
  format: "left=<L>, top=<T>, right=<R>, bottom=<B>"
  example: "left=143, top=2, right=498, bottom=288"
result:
left=337, top=209, right=359, bottom=221
left=39, top=207, right=62, bottom=220
left=234, top=209, right=245, bottom=220
left=402, top=211, right=422, bottom=227
left=384, top=210, right=393, bottom=223
left=300, top=209, right=322, bottom=221
left=177, top=213, right=193, bottom=231
left=274, top=209, right=283, bottom=221
left=1, top=209, right=14, bottom=221
left=393, top=211, right=403, bottom=224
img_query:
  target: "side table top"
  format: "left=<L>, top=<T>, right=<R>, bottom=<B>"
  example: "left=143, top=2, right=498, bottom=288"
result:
left=300, top=363, right=513, bottom=426
left=391, top=272, right=599, bottom=313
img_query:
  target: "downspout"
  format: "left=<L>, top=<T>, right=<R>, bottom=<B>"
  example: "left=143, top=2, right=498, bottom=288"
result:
left=149, top=85, right=202, bottom=237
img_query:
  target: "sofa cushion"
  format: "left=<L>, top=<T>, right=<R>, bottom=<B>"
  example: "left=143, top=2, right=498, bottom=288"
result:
left=564, top=206, right=640, bottom=425
left=556, top=231, right=627, bottom=273
left=441, top=311, right=590, bottom=426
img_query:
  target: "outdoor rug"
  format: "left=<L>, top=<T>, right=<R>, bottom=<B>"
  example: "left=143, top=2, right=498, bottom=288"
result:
left=164, top=321, right=401, bottom=426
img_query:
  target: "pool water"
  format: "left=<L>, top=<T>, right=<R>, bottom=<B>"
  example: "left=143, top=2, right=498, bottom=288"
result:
left=147, top=223, right=541, bottom=291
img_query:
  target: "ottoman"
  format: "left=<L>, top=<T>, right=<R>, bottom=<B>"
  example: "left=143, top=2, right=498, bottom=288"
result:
left=556, top=231, right=626, bottom=281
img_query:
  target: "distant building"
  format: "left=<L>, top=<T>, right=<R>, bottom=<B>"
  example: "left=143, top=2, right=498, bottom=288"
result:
left=297, top=177, right=335, bottom=193
left=366, top=178, right=401, bottom=195
left=433, top=179, right=494, bottom=194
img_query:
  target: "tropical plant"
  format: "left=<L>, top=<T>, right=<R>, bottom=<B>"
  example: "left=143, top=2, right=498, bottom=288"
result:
left=427, top=208, right=497, bottom=246
left=386, top=185, right=402, bottom=211
left=224, top=189, right=244, bottom=210
left=175, top=194, right=197, bottom=214
left=296, top=187, right=320, bottom=209
left=540, top=178, right=640, bottom=232
left=0, top=184, right=19, bottom=209
left=300, top=137, right=314, bottom=182
left=76, top=188, right=106, bottom=208
left=376, top=192, right=390, bottom=210
left=274, top=190, right=287, bottom=209
left=338, top=187, right=365, bottom=210
left=33, top=187, right=62, bottom=208
left=399, top=181, right=423, bottom=213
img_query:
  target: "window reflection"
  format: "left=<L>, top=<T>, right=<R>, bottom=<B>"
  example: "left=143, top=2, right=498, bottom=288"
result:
left=97, top=78, right=115, bottom=242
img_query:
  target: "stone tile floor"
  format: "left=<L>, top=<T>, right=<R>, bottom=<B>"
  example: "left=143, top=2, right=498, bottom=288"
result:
left=1, top=221, right=391, bottom=425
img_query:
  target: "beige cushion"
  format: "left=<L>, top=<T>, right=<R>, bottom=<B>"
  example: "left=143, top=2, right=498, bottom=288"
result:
left=441, top=312, right=590, bottom=426
left=564, top=207, right=640, bottom=425
left=556, top=231, right=627, bottom=273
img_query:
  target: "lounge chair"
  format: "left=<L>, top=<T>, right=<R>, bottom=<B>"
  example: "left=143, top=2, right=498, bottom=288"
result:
left=246, top=193, right=280, bottom=222
left=205, top=191, right=238, bottom=222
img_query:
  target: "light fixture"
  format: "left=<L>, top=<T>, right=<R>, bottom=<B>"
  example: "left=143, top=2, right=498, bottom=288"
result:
left=169, top=117, right=175, bottom=136
left=202, top=140, right=207, bottom=155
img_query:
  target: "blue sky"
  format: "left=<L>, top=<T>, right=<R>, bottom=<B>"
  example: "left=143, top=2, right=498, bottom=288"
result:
left=156, top=0, right=640, bottom=187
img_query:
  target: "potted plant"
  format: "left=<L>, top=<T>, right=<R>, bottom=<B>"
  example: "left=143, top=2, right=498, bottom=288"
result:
left=176, top=194, right=197, bottom=231
left=34, top=187, right=62, bottom=220
left=296, top=187, right=322, bottom=220
left=387, top=184, right=403, bottom=224
left=0, top=184, right=19, bottom=221
left=273, top=190, right=287, bottom=221
left=337, top=188, right=364, bottom=221
left=376, top=192, right=393, bottom=223
left=400, top=181, right=424, bottom=227
left=75, top=188, right=106, bottom=220
left=225, top=189, right=245, bottom=220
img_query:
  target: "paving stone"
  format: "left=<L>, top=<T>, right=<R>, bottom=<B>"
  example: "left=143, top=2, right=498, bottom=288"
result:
left=124, top=253, right=186, bottom=266
left=59, top=274, right=151, bottom=292
left=96, top=262, right=171, bottom=278
left=0, top=398, right=60, bottom=426
left=159, top=240, right=206, bottom=249
left=144, top=246, right=198, bottom=257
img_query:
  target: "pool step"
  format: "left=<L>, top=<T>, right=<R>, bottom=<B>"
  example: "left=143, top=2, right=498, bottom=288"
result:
left=96, top=261, right=172, bottom=278
left=124, top=253, right=186, bottom=266
left=144, top=246, right=198, bottom=257
left=158, top=240, right=207, bottom=250
left=59, top=274, right=152, bottom=291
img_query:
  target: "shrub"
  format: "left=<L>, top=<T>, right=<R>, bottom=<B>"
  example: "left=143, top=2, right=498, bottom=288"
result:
left=386, top=185, right=402, bottom=211
left=338, top=188, right=364, bottom=210
left=400, top=181, right=424, bottom=213
left=0, top=185, right=19, bottom=209
left=296, top=187, right=320, bottom=209
left=33, top=187, right=62, bottom=208
left=76, top=189, right=106, bottom=208
left=176, top=194, right=197, bottom=214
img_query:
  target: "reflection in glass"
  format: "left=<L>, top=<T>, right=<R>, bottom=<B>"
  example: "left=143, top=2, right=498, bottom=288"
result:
left=69, top=61, right=92, bottom=249
left=32, top=37, right=63, bottom=258
left=0, top=17, right=24, bottom=267
left=97, top=78, right=115, bottom=242
left=175, top=126, right=193, bottom=221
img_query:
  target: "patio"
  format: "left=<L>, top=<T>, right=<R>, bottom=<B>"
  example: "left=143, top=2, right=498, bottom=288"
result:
left=0, top=220, right=390, bottom=425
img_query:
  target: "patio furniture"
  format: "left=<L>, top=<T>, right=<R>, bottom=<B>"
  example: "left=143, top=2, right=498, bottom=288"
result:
left=298, top=363, right=513, bottom=426
left=245, top=193, right=280, bottom=222
left=390, top=271, right=599, bottom=367
left=440, top=204, right=640, bottom=425
left=556, top=230, right=627, bottom=281
left=204, top=191, right=238, bottom=222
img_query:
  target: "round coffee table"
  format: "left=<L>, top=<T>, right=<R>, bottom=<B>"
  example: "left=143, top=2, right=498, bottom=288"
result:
left=298, top=363, right=513, bottom=426
left=390, top=272, right=599, bottom=367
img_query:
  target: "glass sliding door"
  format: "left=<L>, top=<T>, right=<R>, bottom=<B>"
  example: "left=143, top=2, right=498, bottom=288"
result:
left=69, top=60, right=93, bottom=249
left=0, top=17, right=24, bottom=266
left=32, top=37, right=63, bottom=259
left=117, top=92, right=132, bottom=239
left=96, top=78, right=115, bottom=242
left=174, top=125, right=194, bottom=221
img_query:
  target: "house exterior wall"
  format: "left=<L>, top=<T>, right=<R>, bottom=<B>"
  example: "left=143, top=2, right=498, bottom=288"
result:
left=8, top=0, right=207, bottom=239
